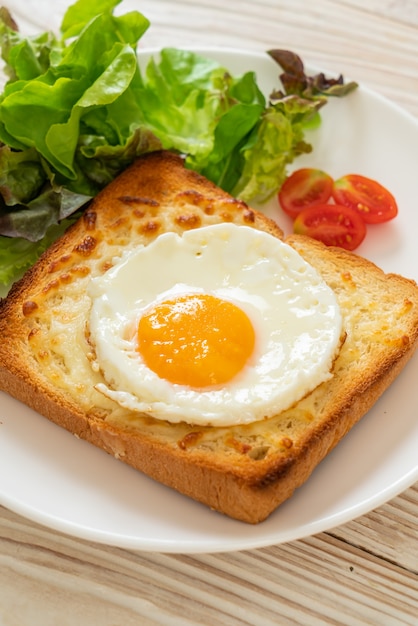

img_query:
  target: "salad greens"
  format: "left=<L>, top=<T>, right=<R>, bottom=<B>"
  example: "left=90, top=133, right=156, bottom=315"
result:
left=0, top=0, right=357, bottom=287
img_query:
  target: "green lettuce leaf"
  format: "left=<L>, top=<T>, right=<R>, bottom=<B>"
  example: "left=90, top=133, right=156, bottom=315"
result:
left=60, top=0, right=124, bottom=39
left=0, top=8, right=152, bottom=186
left=0, top=2, right=156, bottom=247
left=0, top=212, right=80, bottom=287
left=136, top=49, right=266, bottom=169
left=232, top=95, right=320, bottom=203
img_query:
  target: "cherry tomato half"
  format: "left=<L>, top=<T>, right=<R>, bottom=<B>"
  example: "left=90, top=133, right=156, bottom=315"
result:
left=332, top=174, right=398, bottom=224
left=293, top=203, right=367, bottom=251
left=278, top=168, right=334, bottom=219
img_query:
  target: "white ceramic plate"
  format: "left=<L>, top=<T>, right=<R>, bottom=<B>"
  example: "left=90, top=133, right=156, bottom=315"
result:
left=1, top=48, right=418, bottom=553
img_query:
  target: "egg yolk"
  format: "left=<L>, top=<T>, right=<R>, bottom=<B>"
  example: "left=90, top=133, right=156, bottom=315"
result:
left=137, top=294, right=255, bottom=388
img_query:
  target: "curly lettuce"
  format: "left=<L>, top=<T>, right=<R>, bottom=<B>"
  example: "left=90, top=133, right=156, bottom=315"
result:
left=0, top=0, right=357, bottom=287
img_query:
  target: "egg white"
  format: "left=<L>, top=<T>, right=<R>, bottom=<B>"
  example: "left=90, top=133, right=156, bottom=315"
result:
left=88, top=223, right=343, bottom=427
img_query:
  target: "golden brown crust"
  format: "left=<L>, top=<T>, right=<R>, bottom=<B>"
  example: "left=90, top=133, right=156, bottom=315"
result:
left=1, top=150, right=418, bottom=524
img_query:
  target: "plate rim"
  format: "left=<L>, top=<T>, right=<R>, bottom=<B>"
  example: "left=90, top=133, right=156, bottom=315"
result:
left=1, top=45, right=418, bottom=553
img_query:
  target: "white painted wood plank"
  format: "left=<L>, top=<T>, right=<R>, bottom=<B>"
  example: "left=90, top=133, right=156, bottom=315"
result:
left=331, top=484, right=418, bottom=573
left=0, top=505, right=417, bottom=625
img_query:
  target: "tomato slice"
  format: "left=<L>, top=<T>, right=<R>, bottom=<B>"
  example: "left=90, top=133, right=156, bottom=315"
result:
left=332, top=174, right=398, bottom=224
left=293, top=203, right=367, bottom=251
left=278, top=168, right=334, bottom=219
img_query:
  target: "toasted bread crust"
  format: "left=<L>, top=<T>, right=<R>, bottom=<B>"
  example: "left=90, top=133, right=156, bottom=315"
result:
left=1, top=150, right=418, bottom=523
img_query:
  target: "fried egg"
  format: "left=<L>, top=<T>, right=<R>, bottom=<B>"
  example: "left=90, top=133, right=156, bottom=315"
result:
left=88, top=223, right=343, bottom=427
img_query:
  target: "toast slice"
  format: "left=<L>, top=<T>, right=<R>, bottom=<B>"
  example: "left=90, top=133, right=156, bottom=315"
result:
left=1, top=150, right=418, bottom=524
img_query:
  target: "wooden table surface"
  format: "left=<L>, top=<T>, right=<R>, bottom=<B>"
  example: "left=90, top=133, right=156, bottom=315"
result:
left=1, top=1, right=417, bottom=624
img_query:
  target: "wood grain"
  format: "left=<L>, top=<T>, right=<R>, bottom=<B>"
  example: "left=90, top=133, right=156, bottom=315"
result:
left=1, top=1, right=418, bottom=624
left=331, top=484, right=418, bottom=574
left=1, top=500, right=417, bottom=625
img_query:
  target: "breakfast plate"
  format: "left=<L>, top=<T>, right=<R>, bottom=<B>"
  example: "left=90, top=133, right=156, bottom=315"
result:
left=1, top=48, right=418, bottom=553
